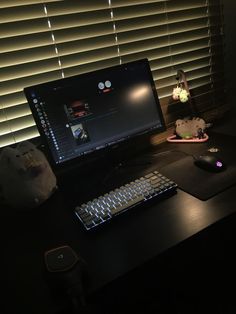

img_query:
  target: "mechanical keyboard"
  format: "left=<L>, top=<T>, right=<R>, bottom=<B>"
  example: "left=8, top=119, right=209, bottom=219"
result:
left=75, top=170, right=177, bottom=231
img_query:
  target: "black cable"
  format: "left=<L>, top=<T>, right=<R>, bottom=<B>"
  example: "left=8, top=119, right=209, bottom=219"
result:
left=102, top=159, right=152, bottom=185
left=148, top=148, right=196, bottom=160
left=102, top=149, right=198, bottom=186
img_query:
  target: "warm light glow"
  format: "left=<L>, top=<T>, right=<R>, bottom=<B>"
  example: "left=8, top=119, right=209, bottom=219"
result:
left=129, top=86, right=149, bottom=102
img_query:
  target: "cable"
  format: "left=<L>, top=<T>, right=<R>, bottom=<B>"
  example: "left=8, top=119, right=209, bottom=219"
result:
left=149, top=149, right=196, bottom=160
left=102, top=159, right=152, bottom=185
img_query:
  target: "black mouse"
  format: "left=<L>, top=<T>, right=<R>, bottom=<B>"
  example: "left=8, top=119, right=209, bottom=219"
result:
left=194, top=155, right=226, bottom=172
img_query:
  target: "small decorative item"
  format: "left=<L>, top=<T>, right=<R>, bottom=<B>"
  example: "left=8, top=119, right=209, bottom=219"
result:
left=172, top=85, right=189, bottom=103
left=168, top=70, right=209, bottom=143
left=172, top=69, right=198, bottom=115
left=175, top=117, right=206, bottom=139
left=0, top=141, right=57, bottom=210
left=172, top=86, right=183, bottom=100
left=167, top=117, right=209, bottom=143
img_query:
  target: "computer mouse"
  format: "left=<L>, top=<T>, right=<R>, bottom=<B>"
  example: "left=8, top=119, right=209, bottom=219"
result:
left=194, top=154, right=226, bottom=172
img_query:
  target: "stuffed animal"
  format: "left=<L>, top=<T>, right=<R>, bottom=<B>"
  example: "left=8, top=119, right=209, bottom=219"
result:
left=172, top=86, right=189, bottom=103
left=0, top=141, right=57, bottom=209
left=175, top=117, right=207, bottom=139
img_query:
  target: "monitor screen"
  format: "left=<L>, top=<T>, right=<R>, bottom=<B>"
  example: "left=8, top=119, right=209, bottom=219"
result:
left=24, top=59, right=165, bottom=171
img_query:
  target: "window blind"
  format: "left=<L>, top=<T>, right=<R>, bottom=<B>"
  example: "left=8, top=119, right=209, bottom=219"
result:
left=0, top=0, right=225, bottom=148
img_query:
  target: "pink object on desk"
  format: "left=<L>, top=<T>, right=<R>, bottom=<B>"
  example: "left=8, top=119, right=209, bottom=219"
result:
left=167, top=134, right=209, bottom=143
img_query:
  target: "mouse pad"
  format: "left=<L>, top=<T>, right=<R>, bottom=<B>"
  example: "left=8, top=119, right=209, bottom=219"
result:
left=160, top=132, right=236, bottom=200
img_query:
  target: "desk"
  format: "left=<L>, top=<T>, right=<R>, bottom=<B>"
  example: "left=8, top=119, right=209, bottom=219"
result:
left=2, top=119, right=236, bottom=314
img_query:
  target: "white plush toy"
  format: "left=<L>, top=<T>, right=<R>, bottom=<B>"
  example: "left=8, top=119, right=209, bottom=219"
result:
left=0, top=141, right=57, bottom=209
left=172, top=86, right=189, bottom=103
left=175, top=117, right=207, bottom=139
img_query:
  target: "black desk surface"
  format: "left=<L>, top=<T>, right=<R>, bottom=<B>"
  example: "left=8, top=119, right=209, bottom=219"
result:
left=2, top=116, right=236, bottom=314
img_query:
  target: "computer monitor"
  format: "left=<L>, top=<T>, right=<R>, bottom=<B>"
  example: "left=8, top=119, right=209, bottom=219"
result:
left=24, top=59, right=166, bottom=173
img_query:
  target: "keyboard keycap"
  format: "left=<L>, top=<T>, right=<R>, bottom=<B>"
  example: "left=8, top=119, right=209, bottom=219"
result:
left=75, top=170, right=177, bottom=230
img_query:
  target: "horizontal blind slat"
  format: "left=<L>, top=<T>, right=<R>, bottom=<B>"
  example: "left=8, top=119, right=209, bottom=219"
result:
left=0, top=126, right=39, bottom=148
left=1, top=70, right=63, bottom=96
left=0, top=46, right=59, bottom=68
left=0, top=4, right=45, bottom=23
left=0, top=32, right=54, bottom=54
left=0, top=114, right=35, bottom=136
left=0, top=0, right=61, bottom=9
left=49, top=9, right=112, bottom=29
left=46, top=0, right=110, bottom=15
left=63, top=58, right=121, bottom=78
left=60, top=46, right=120, bottom=69
left=0, top=58, right=61, bottom=82
left=0, top=19, right=50, bottom=39
left=1, top=92, right=26, bottom=109
left=108, top=0, right=166, bottom=8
